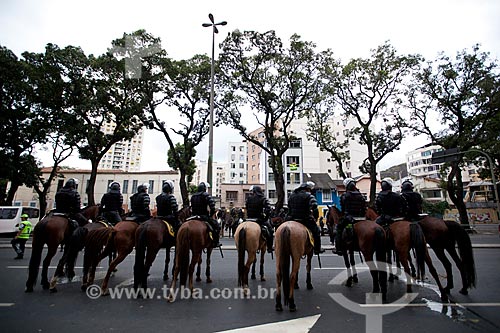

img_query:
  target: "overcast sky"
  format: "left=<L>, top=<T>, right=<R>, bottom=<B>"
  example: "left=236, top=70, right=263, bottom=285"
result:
left=1, top=0, right=499, bottom=171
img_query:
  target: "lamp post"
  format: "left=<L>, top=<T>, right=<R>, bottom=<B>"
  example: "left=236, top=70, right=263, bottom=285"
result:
left=203, top=13, right=227, bottom=196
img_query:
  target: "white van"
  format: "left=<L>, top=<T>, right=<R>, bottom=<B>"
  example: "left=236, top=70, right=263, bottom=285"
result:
left=0, top=206, right=40, bottom=235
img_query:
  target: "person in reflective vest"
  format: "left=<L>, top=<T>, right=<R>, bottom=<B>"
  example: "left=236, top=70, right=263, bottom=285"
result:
left=11, top=214, right=32, bottom=259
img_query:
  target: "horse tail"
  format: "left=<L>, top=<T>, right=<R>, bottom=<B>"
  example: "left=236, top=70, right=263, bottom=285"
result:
left=26, top=219, right=48, bottom=288
left=237, top=227, right=246, bottom=287
left=84, top=228, right=115, bottom=259
left=134, top=225, right=148, bottom=289
left=177, top=226, right=190, bottom=286
left=410, top=222, right=426, bottom=278
left=374, top=226, right=386, bottom=263
left=279, top=226, right=291, bottom=306
left=445, top=220, right=476, bottom=288
left=65, top=227, right=89, bottom=276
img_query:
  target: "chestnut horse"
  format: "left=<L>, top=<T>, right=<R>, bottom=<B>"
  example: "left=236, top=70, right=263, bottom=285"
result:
left=274, top=220, right=314, bottom=312
left=234, top=221, right=268, bottom=295
left=168, top=218, right=213, bottom=302
left=365, top=207, right=448, bottom=302
left=25, top=206, right=98, bottom=293
left=326, top=206, right=388, bottom=301
left=133, top=218, right=176, bottom=292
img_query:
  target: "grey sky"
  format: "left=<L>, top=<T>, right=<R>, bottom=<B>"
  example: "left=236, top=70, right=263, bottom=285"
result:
left=1, top=0, right=499, bottom=171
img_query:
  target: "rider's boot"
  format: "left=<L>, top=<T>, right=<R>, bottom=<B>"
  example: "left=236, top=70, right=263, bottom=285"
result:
left=313, top=226, right=324, bottom=255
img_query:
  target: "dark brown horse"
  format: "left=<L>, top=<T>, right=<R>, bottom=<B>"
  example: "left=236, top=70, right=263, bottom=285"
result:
left=366, top=207, right=448, bottom=302
left=168, top=218, right=214, bottom=302
left=326, top=206, right=388, bottom=301
left=81, top=220, right=139, bottom=294
left=25, top=206, right=98, bottom=293
left=274, top=220, right=314, bottom=312
left=133, top=218, right=176, bottom=292
left=234, top=221, right=268, bottom=295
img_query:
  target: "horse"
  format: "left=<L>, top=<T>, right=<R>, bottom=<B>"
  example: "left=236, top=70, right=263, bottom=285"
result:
left=234, top=221, right=268, bottom=295
left=416, top=215, right=475, bottom=295
left=81, top=220, right=139, bottom=294
left=133, top=217, right=176, bottom=292
left=274, top=220, right=314, bottom=312
left=25, top=205, right=97, bottom=293
left=326, top=206, right=388, bottom=301
left=365, top=207, right=448, bottom=302
left=168, top=218, right=214, bottom=302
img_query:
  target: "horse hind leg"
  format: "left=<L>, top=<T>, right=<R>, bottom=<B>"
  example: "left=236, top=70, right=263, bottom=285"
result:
left=424, top=249, right=448, bottom=302
left=101, top=250, right=130, bottom=296
left=343, top=251, right=354, bottom=287
left=205, top=248, right=213, bottom=283
left=349, top=250, right=358, bottom=283
left=251, top=258, right=257, bottom=280
left=306, top=251, right=313, bottom=290
left=42, top=245, right=58, bottom=290
left=288, top=257, right=301, bottom=312
left=259, top=250, right=266, bottom=281
left=433, top=247, right=453, bottom=294
left=447, top=246, right=468, bottom=295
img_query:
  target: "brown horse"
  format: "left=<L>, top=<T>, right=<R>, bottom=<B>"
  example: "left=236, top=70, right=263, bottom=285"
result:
left=366, top=207, right=448, bottom=302
left=168, top=218, right=213, bottom=302
left=418, top=216, right=476, bottom=295
left=133, top=218, right=176, bottom=292
left=81, top=220, right=139, bottom=294
left=326, top=206, right=388, bottom=301
left=234, top=221, right=268, bottom=295
left=25, top=206, right=97, bottom=292
left=274, top=220, right=314, bottom=312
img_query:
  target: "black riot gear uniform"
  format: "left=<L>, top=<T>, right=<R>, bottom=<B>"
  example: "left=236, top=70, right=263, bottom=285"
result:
left=246, top=186, right=274, bottom=253
left=156, top=190, right=180, bottom=232
left=190, top=184, right=221, bottom=247
left=334, top=186, right=367, bottom=255
left=287, top=185, right=324, bottom=254
left=130, top=185, right=151, bottom=223
left=401, top=181, right=423, bottom=221
left=375, top=189, right=407, bottom=225
left=100, top=183, right=124, bottom=225
left=55, top=180, right=87, bottom=231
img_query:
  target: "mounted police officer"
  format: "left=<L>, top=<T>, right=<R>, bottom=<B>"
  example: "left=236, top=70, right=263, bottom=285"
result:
left=190, top=182, right=221, bottom=248
left=156, top=180, right=181, bottom=232
left=287, top=181, right=324, bottom=254
left=54, top=178, right=87, bottom=232
left=129, top=183, right=151, bottom=223
left=400, top=180, right=423, bottom=221
left=334, top=178, right=367, bottom=255
left=245, top=185, right=274, bottom=253
left=375, top=178, right=408, bottom=225
left=100, top=181, right=124, bottom=225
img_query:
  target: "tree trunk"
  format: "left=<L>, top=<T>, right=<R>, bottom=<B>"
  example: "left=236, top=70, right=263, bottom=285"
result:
left=274, top=173, right=285, bottom=211
left=447, top=162, right=470, bottom=228
left=86, top=160, right=99, bottom=206
left=179, top=170, right=190, bottom=207
left=5, top=181, right=20, bottom=206
left=369, top=163, right=378, bottom=205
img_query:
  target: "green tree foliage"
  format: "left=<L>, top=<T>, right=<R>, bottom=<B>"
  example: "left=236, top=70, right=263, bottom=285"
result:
left=217, top=31, right=329, bottom=210
left=407, top=45, right=499, bottom=225
left=324, top=42, right=421, bottom=204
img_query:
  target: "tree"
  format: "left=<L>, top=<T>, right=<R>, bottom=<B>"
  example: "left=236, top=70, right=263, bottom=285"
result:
left=0, top=46, right=52, bottom=205
left=407, top=45, right=499, bottom=226
left=218, top=31, right=329, bottom=210
left=325, top=42, right=421, bottom=204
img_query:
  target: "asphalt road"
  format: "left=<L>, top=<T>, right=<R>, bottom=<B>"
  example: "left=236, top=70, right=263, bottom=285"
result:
left=0, top=231, right=499, bottom=333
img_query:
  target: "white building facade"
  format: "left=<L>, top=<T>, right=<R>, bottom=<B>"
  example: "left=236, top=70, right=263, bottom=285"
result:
left=227, top=142, right=247, bottom=185
left=98, top=123, right=144, bottom=172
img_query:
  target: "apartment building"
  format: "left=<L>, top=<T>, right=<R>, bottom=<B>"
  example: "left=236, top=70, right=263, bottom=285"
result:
left=227, top=142, right=247, bottom=184
left=98, top=122, right=144, bottom=172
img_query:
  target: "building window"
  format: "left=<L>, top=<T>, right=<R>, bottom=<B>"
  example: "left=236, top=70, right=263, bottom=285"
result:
left=132, top=180, right=138, bottom=193
left=286, top=156, right=300, bottom=167
left=289, top=140, right=301, bottom=148
left=323, top=189, right=332, bottom=201
left=346, top=161, right=351, bottom=169
left=268, top=173, right=275, bottom=182
left=268, top=190, right=276, bottom=199
left=123, top=180, right=129, bottom=194
left=239, top=163, right=244, bottom=169
left=226, top=191, right=238, bottom=201
left=239, top=146, right=244, bottom=152
left=252, top=165, right=256, bottom=170
left=231, top=163, right=236, bottom=169
left=232, top=146, right=236, bottom=151
left=57, top=179, right=64, bottom=191
left=286, top=172, right=300, bottom=184
left=149, top=180, right=154, bottom=192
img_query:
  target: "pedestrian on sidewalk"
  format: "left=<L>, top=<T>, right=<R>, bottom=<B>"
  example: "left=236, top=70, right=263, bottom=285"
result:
left=11, top=214, right=32, bottom=259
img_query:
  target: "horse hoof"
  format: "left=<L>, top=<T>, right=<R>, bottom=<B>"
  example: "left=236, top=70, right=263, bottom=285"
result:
left=49, top=288, right=57, bottom=293
left=441, top=294, right=449, bottom=302
left=307, top=284, right=313, bottom=290
left=459, top=288, right=468, bottom=295
left=42, top=283, right=50, bottom=290
left=294, top=284, right=299, bottom=290
left=289, top=306, right=297, bottom=312
left=260, top=277, right=266, bottom=282
left=113, top=269, right=118, bottom=273
left=251, top=275, right=256, bottom=280
left=196, top=277, right=201, bottom=282
left=206, top=278, right=212, bottom=283
left=275, top=304, right=283, bottom=312
left=353, top=275, right=359, bottom=283
left=25, top=286, right=33, bottom=293
left=81, top=285, right=88, bottom=292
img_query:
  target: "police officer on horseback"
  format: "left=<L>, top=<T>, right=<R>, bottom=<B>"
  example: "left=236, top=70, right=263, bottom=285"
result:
left=54, top=178, right=87, bottom=232
left=287, top=181, right=324, bottom=254
left=400, top=180, right=424, bottom=221
left=129, top=183, right=151, bottom=223
left=100, top=181, right=124, bottom=225
left=156, top=180, right=181, bottom=232
left=375, top=178, right=408, bottom=225
left=190, top=182, right=221, bottom=248
left=334, top=178, right=367, bottom=255
left=245, top=185, right=274, bottom=253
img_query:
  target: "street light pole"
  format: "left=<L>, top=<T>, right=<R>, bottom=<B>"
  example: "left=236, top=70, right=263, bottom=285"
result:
left=203, top=13, right=227, bottom=196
